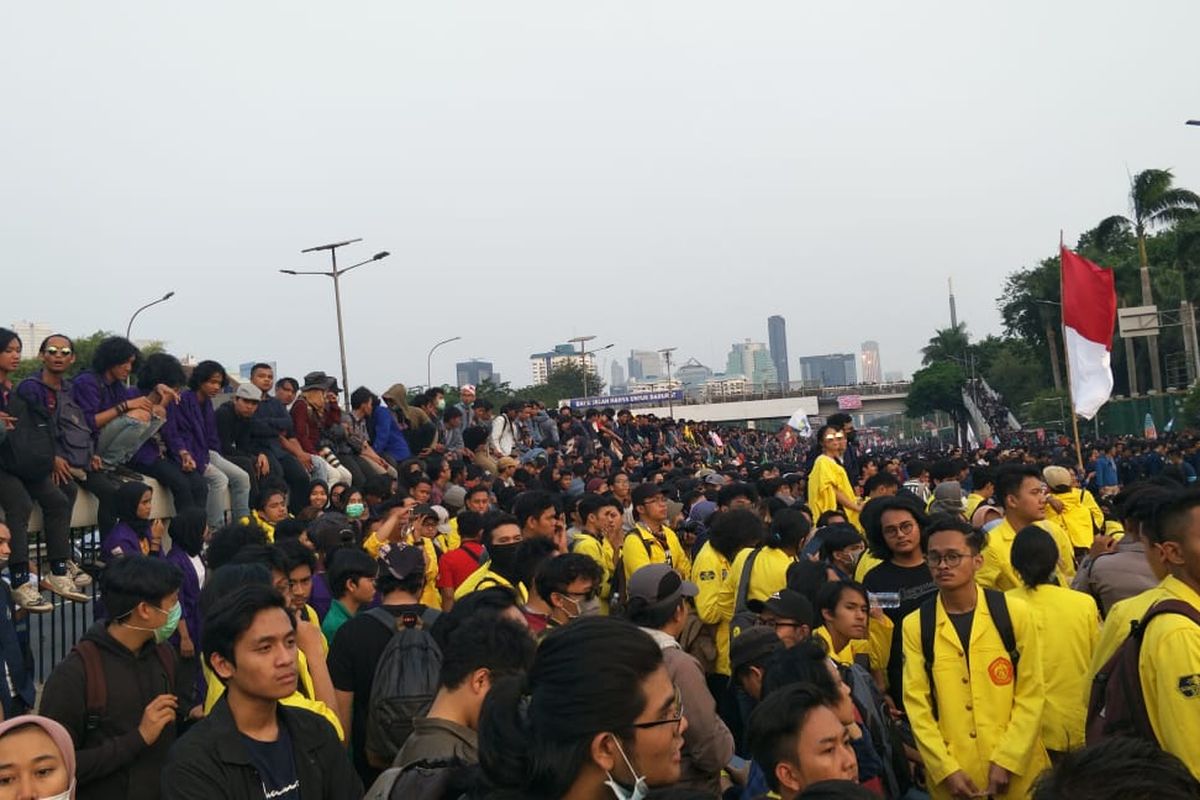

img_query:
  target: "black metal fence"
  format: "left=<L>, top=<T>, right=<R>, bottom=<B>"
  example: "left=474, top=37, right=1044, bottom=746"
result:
left=16, top=525, right=103, bottom=683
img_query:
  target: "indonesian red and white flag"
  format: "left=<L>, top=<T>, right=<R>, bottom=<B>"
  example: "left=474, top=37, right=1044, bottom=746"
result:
left=1061, top=246, right=1117, bottom=420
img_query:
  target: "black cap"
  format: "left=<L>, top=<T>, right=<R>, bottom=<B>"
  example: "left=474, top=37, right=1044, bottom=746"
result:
left=730, top=625, right=782, bottom=674
left=760, top=590, right=814, bottom=627
left=378, top=543, right=425, bottom=581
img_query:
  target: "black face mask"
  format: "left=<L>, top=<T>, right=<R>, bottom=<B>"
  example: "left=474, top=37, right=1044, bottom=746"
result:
left=487, top=542, right=520, bottom=581
left=846, top=430, right=858, bottom=444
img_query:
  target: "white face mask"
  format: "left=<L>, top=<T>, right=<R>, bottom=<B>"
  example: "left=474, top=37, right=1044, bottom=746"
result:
left=603, top=737, right=649, bottom=800
left=41, top=781, right=74, bottom=800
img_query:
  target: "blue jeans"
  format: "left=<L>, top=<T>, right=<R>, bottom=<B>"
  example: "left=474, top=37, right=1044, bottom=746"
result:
left=205, top=451, right=251, bottom=528
left=96, top=414, right=164, bottom=467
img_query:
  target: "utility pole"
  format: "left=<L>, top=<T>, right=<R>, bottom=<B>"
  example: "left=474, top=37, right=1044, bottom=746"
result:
left=660, top=347, right=677, bottom=417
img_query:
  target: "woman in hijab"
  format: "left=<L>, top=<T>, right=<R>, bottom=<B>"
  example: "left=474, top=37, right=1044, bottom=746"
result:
left=101, top=482, right=163, bottom=561
left=297, top=480, right=329, bottom=522
left=0, top=714, right=76, bottom=799
left=164, top=507, right=208, bottom=707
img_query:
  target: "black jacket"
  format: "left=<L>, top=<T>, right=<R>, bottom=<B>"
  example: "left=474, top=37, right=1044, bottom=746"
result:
left=162, top=696, right=363, bottom=800
left=39, top=623, right=194, bottom=800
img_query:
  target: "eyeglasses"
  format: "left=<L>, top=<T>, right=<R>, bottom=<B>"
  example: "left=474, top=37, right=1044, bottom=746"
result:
left=927, top=551, right=972, bottom=567
left=632, top=685, right=684, bottom=732
left=882, top=520, right=917, bottom=538
left=43, top=346, right=73, bottom=356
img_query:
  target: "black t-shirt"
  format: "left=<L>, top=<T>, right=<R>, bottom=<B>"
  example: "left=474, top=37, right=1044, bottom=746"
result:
left=241, top=725, right=301, bottom=800
left=328, top=602, right=426, bottom=783
left=862, top=560, right=937, bottom=706
left=947, top=609, right=975, bottom=665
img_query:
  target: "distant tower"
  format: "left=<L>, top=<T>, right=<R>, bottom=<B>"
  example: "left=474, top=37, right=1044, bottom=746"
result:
left=948, top=278, right=958, bottom=329
left=767, top=315, right=790, bottom=389
left=860, top=341, right=882, bottom=384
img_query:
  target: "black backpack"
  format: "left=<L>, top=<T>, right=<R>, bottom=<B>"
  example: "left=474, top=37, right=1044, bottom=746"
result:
left=729, top=547, right=764, bottom=653
left=364, top=606, right=442, bottom=768
left=1086, top=599, right=1200, bottom=745
left=608, top=531, right=653, bottom=617
left=0, top=391, right=56, bottom=481
left=918, top=589, right=1019, bottom=720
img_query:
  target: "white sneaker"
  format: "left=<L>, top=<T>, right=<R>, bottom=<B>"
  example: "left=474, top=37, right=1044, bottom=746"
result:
left=42, top=574, right=90, bottom=603
left=12, top=582, right=53, bottom=613
left=67, top=561, right=93, bottom=588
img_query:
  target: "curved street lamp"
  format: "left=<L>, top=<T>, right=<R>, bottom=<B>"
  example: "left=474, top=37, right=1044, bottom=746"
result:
left=427, top=336, right=462, bottom=389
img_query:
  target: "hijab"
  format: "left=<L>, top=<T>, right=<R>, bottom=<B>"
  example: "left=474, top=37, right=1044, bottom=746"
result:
left=0, top=714, right=77, bottom=799
left=115, top=481, right=152, bottom=535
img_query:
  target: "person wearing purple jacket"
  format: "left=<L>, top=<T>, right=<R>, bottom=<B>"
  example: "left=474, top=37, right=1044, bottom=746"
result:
left=71, top=337, right=176, bottom=472
left=176, top=361, right=251, bottom=528
left=128, top=354, right=209, bottom=516
left=164, top=507, right=208, bottom=704
left=101, top=481, right=163, bottom=562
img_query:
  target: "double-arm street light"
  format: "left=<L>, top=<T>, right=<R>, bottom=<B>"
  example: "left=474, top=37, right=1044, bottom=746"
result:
left=280, top=239, right=389, bottom=407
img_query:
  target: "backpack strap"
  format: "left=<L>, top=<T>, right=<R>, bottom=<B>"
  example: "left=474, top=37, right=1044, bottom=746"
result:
left=734, top=547, right=762, bottom=615
left=367, top=606, right=400, bottom=633
left=154, top=642, right=177, bottom=694
left=75, top=641, right=107, bottom=733
left=918, top=597, right=939, bottom=721
left=418, top=607, right=441, bottom=630
left=983, top=588, right=1020, bottom=676
left=1135, top=599, right=1200, bottom=636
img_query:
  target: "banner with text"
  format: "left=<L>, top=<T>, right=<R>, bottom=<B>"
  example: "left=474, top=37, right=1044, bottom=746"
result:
left=568, top=390, right=684, bottom=410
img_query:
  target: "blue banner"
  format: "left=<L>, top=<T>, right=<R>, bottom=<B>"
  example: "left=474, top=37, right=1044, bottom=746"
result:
left=567, top=390, right=684, bottom=410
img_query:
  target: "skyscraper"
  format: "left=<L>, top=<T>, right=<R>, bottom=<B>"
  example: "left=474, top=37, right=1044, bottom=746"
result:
left=610, top=361, right=626, bottom=392
left=797, top=353, right=858, bottom=387
left=860, top=341, right=882, bottom=384
left=530, top=345, right=596, bottom=385
left=456, top=360, right=496, bottom=387
left=627, top=350, right=662, bottom=381
left=726, top=340, right=779, bottom=390
left=767, top=315, right=790, bottom=389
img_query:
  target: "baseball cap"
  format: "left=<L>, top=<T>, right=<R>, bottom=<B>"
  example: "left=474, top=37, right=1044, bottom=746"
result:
left=631, top=483, right=667, bottom=507
left=730, top=626, right=783, bottom=674
left=378, top=543, right=425, bottom=581
left=627, top=563, right=697, bottom=609
left=442, top=485, right=467, bottom=512
left=756, top=590, right=814, bottom=626
left=1043, top=465, right=1074, bottom=493
left=430, top=504, right=451, bottom=534
left=234, top=383, right=262, bottom=401
left=704, top=473, right=729, bottom=487
left=930, top=481, right=966, bottom=514
left=411, top=504, right=439, bottom=522
left=460, top=384, right=476, bottom=395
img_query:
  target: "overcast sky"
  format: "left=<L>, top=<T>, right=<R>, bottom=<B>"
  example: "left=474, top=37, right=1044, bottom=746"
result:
left=5, top=1, right=1200, bottom=394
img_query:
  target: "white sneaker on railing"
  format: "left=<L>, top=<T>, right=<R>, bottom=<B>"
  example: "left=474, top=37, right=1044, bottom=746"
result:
left=12, top=582, right=53, bottom=613
left=67, top=561, right=93, bottom=588
left=42, top=574, right=90, bottom=603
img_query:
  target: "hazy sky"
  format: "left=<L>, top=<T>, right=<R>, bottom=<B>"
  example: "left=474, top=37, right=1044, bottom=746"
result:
left=5, top=2, right=1200, bottom=394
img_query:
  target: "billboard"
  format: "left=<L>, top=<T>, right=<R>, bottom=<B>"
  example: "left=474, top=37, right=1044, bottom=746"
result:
left=567, top=390, right=684, bottom=410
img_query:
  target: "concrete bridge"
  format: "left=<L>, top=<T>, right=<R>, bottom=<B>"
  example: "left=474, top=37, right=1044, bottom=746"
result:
left=631, top=382, right=911, bottom=425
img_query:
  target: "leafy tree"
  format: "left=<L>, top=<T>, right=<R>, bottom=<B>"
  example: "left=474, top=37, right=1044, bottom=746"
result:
left=906, top=362, right=967, bottom=442
left=519, top=363, right=605, bottom=409
left=920, top=323, right=970, bottom=366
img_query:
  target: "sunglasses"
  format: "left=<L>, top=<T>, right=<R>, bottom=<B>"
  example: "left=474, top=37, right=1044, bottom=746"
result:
left=43, top=346, right=73, bottom=356
left=824, top=432, right=845, bottom=441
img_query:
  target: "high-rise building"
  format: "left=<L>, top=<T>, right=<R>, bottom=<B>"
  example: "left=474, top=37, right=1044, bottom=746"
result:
left=627, top=350, right=662, bottom=381
left=860, top=341, right=882, bottom=384
left=767, top=315, right=790, bottom=388
left=10, top=321, right=53, bottom=351
left=456, top=360, right=497, bottom=387
left=530, top=344, right=596, bottom=385
left=726, top=340, right=778, bottom=389
left=797, top=353, right=858, bottom=387
left=610, top=362, right=626, bottom=392
left=238, top=361, right=276, bottom=381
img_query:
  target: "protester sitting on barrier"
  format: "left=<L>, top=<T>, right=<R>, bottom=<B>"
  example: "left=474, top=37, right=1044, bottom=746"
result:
left=0, top=328, right=88, bottom=612
left=290, top=373, right=354, bottom=488
left=18, top=332, right=121, bottom=549
left=246, top=364, right=319, bottom=512
left=176, top=360, right=251, bottom=529
left=0, top=714, right=78, bottom=800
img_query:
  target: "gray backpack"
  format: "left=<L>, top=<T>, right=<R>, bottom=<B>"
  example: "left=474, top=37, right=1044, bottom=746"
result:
left=364, top=606, right=442, bottom=767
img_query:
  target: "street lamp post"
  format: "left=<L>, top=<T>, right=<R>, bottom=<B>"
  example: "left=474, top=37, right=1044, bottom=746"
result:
left=280, top=239, right=389, bottom=407
left=427, top=336, right=462, bottom=390
left=659, top=347, right=677, bottom=417
left=568, top=335, right=597, bottom=398
left=126, top=292, right=175, bottom=340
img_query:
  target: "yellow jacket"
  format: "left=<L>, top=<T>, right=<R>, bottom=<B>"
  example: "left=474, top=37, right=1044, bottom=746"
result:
left=363, top=530, right=441, bottom=608
left=1045, top=489, right=1104, bottom=550
left=722, top=546, right=796, bottom=610
left=572, top=531, right=615, bottom=614
left=691, top=542, right=734, bottom=675
left=202, top=649, right=344, bottom=741
left=854, top=552, right=883, bottom=583
left=963, top=493, right=987, bottom=521
left=1138, top=576, right=1200, bottom=779
left=902, top=588, right=1050, bottom=799
left=977, top=518, right=1076, bottom=592
left=622, top=524, right=692, bottom=584
left=239, top=510, right=282, bottom=543
left=452, top=561, right=529, bottom=603
left=807, top=454, right=861, bottom=531
left=813, top=618, right=893, bottom=674
left=433, top=517, right=462, bottom=553
left=1088, top=582, right=1166, bottom=686
left=1007, top=584, right=1099, bottom=752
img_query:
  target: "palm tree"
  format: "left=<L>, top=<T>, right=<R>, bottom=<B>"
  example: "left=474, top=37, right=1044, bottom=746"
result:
left=1097, top=168, right=1200, bottom=391
left=921, top=323, right=970, bottom=366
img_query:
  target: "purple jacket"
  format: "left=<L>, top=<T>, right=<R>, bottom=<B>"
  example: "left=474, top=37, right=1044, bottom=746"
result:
left=165, top=546, right=203, bottom=647
left=71, top=371, right=138, bottom=435
left=174, top=390, right=220, bottom=472
left=102, top=521, right=149, bottom=561
left=309, top=571, right=332, bottom=620
left=129, top=407, right=188, bottom=469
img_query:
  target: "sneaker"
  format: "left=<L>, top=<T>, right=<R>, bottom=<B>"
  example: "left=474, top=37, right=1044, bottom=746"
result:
left=12, top=582, right=53, bottom=613
left=42, top=574, right=90, bottom=603
left=67, top=561, right=93, bottom=588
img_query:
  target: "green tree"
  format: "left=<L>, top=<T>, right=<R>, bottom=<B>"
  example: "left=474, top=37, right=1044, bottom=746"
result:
left=906, top=362, right=967, bottom=442
left=519, top=363, right=605, bottom=408
left=920, top=323, right=970, bottom=366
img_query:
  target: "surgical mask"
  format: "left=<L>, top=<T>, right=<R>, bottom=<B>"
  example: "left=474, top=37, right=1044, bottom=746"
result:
left=346, top=502, right=365, bottom=519
left=561, top=594, right=602, bottom=619
left=436, top=398, right=446, bottom=411
left=41, top=782, right=74, bottom=800
left=603, top=737, right=649, bottom=800
left=125, top=602, right=182, bottom=643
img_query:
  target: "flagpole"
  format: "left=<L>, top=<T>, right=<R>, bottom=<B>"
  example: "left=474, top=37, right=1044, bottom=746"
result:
left=1060, top=231, right=1087, bottom=473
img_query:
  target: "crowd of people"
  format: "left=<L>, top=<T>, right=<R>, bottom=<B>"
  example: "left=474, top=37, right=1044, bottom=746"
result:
left=1, top=328, right=1199, bottom=800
